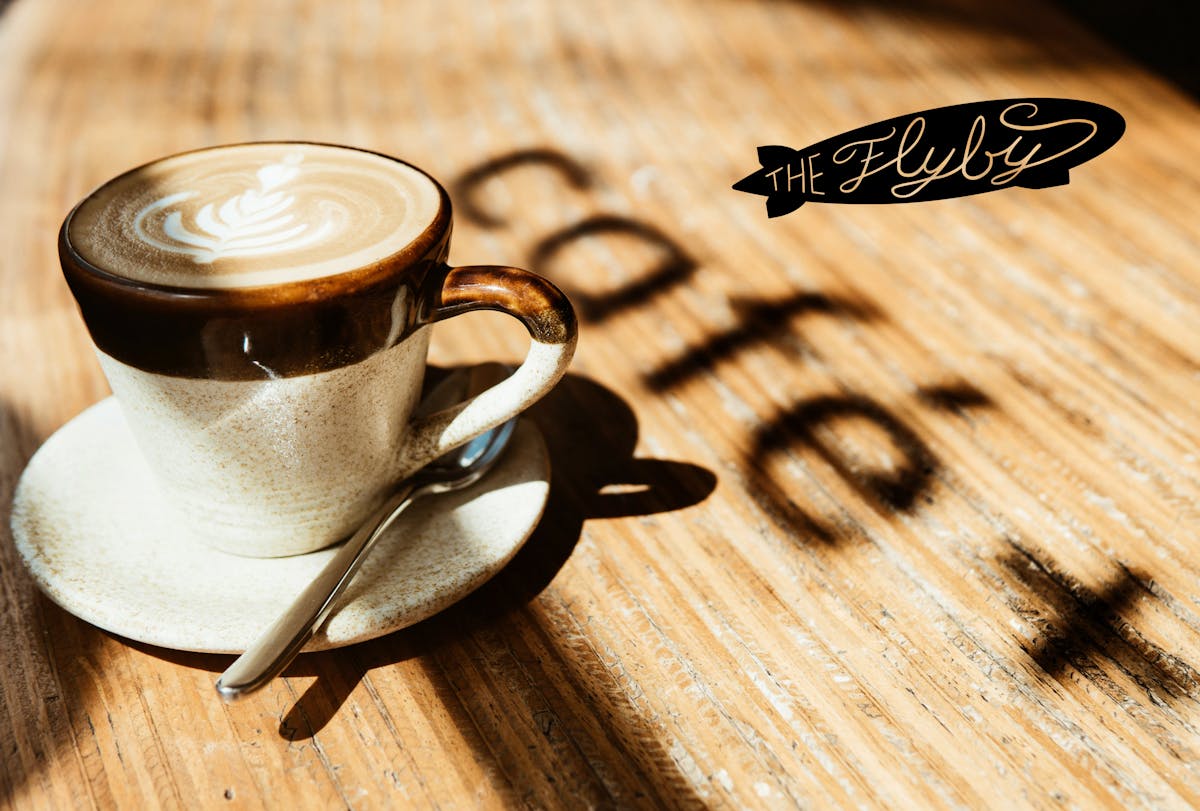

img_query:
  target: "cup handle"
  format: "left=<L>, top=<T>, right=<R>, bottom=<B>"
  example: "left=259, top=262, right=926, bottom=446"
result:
left=398, top=264, right=578, bottom=470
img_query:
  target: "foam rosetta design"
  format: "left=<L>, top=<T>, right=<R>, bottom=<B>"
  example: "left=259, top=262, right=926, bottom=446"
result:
left=66, top=143, right=441, bottom=288
left=132, top=152, right=344, bottom=264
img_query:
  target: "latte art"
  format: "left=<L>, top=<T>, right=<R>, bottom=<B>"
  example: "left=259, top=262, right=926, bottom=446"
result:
left=67, top=144, right=441, bottom=288
left=132, top=152, right=345, bottom=264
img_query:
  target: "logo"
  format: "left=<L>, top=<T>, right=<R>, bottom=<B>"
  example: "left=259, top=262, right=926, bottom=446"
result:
left=733, top=98, right=1125, bottom=218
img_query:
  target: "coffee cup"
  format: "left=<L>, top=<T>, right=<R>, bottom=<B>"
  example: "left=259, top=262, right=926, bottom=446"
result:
left=59, top=142, right=576, bottom=557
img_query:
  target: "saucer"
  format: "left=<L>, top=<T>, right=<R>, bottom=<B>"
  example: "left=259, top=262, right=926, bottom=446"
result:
left=11, top=397, right=549, bottom=654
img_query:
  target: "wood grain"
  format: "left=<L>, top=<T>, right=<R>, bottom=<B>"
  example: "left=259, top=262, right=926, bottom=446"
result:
left=2, top=0, right=1198, bottom=808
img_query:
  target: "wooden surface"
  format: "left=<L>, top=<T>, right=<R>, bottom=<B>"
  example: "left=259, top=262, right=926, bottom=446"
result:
left=2, top=0, right=1198, bottom=808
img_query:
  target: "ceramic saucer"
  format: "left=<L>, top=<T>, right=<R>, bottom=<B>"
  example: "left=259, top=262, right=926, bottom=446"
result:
left=11, top=397, right=549, bottom=654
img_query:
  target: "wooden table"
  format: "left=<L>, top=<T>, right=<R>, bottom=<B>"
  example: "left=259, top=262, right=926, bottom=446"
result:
left=2, top=0, right=1198, bottom=807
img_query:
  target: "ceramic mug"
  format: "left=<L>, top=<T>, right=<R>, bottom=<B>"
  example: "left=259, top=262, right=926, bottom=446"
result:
left=59, top=142, right=576, bottom=557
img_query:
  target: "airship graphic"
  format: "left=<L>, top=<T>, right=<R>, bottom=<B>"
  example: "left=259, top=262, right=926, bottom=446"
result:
left=733, top=98, right=1125, bottom=218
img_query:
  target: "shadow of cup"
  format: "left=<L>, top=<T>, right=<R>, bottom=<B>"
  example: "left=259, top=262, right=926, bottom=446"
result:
left=121, top=371, right=717, bottom=741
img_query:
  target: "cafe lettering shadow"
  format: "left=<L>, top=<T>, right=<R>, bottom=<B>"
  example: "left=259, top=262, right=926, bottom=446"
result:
left=745, top=383, right=991, bottom=544
left=997, top=548, right=1199, bottom=701
left=528, top=215, right=697, bottom=323
left=645, top=292, right=881, bottom=392
left=451, top=143, right=1194, bottom=746
left=453, top=147, right=699, bottom=325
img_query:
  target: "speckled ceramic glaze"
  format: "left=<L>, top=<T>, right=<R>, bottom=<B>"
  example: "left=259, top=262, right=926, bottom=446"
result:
left=11, top=398, right=549, bottom=653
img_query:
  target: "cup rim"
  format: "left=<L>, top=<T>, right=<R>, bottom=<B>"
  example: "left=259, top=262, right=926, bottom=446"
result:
left=60, top=141, right=456, bottom=380
left=59, top=140, right=453, bottom=309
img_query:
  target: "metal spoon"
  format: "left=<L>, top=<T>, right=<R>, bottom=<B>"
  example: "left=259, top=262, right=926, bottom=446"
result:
left=215, top=366, right=517, bottom=702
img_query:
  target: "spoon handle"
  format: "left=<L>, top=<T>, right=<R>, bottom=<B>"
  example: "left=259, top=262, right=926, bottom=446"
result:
left=215, top=482, right=421, bottom=702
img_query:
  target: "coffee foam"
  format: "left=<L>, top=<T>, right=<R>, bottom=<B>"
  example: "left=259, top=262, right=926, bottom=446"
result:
left=67, top=144, right=441, bottom=288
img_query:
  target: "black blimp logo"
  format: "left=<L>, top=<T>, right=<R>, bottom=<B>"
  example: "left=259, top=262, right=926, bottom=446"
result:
left=734, top=98, right=1125, bottom=218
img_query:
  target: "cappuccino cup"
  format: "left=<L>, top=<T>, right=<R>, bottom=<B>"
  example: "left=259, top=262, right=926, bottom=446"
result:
left=60, top=142, right=576, bottom=557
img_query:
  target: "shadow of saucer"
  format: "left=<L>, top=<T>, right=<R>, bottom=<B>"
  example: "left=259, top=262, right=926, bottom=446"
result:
left=129, top=372, right=716, bottom=751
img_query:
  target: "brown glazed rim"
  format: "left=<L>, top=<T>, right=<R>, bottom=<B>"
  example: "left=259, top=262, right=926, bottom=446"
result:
left=60, top=141, right=452, bottom=310
left=60, top=141, right=458, bottom=380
